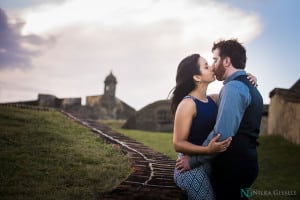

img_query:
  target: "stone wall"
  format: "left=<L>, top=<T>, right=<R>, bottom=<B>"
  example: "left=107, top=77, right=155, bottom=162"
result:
left=37, top=94, right=82, bottom=109
left=268, top=95, right=300, bottom=144
left=84, top=95, right=135, bottom=120
left=59, top=98, right=81, bottom=108
left=123, top=100, right=173, bottom=132
left=259, top=116, right=268, bottom=135
left=86, top=95, right=102, bottom=107
left=38, top=94, right=58, bottom=107
left=259, top=104, right=269, bottom=135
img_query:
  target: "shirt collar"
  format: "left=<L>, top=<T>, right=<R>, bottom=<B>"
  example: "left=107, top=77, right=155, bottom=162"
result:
left=223, top=70, right=246, bottom=85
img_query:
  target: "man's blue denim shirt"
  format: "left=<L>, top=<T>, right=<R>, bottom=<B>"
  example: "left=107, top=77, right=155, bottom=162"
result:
left=189, top=70, right=251, bottom=168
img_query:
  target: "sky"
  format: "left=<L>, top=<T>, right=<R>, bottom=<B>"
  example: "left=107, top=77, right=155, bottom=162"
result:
left=0, top=0, right=299, bottom=110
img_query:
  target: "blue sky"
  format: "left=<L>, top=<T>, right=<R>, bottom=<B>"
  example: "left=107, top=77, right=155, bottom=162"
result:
left=0, top=0, right=299, bottom=109
left=225, top=0, right=300, bottom=100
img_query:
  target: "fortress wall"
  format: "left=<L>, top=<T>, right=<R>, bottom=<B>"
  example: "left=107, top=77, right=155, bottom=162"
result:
left=86, top=96, right=101, bottom=107
left=268, top=95, right=300, bottom=144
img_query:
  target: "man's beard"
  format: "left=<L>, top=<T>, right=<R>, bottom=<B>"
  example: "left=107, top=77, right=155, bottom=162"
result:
left=215, top=62, right=226, bottom=81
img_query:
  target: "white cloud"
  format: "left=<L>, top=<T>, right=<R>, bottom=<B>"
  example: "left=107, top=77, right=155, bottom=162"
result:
left=0, top=0, right=262, bottom=109
left=21, top=0, right=261, bottom=41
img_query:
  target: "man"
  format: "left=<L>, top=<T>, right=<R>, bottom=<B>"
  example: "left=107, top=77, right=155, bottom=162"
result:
left=176, top=39, right=263, bottom=200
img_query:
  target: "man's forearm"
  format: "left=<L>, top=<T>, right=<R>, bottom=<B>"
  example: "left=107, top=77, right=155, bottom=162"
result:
left=189, top=154, right=216, bottom=169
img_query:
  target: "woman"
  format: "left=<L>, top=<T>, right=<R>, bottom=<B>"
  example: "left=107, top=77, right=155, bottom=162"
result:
left=171, top=54, right=256, bottom=200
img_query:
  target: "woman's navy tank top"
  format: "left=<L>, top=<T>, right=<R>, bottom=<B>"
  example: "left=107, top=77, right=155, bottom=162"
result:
left=184, top=95, right=218, bottom=145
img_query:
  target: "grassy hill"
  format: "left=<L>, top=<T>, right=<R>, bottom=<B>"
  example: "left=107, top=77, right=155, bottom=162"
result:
left=103, top=120, right=300, bottom=200
left=0, top=106, right=131, bottom=200
left=1, top=106, right=298, bottom=200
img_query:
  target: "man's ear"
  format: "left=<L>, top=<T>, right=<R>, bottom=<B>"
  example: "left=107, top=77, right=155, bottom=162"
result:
left=223, top=57, right=231, bottom=67
left=193, top=75, right=201, bottom=82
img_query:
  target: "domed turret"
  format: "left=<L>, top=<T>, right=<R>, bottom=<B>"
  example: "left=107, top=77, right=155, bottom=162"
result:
left=105, top=71, right=117, bottom=85
left=103, top=71, right=117, bottom=100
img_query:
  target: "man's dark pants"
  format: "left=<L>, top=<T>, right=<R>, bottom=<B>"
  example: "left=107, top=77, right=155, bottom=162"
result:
left=211, top=134, right=258, bottom=200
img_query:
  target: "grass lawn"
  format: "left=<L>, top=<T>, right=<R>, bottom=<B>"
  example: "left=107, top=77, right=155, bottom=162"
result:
left=3, top=108, right=296, bottom=200
left=0, top=106, right=131, bottom=200
left=251, top=135, right=300, bottom=199
left=103, top=120, right=300, bottom=200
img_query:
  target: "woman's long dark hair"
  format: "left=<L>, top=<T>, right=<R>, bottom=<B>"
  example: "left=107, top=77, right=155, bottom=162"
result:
left=170, top=54, right=201, bottom=116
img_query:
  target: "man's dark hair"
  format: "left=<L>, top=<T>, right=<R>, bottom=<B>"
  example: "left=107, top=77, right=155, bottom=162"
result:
left=212, top=39, right=247, bottom=69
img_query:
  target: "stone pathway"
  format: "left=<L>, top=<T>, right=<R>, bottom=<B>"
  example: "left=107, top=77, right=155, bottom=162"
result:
left=61, top=110, right=186, bottom=200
